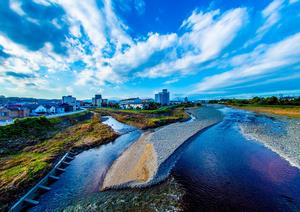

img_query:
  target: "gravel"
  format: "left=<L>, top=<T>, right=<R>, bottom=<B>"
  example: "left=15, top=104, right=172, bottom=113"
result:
left=149, top=106, right=223, bottom=168
left=239, top=114, right=300, bottom=169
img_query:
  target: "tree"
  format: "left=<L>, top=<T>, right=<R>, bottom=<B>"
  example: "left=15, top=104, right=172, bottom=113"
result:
left=250, top=96, right=261, bottom=104
left=265, top=96, right=279, bottom=105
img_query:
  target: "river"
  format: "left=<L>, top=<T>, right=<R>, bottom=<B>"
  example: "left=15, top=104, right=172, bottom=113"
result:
left=30, top=117, right=142, bottom=211
left=29, top=107, right=300, bottom=211
left=173, top=107, right=300, bottom=211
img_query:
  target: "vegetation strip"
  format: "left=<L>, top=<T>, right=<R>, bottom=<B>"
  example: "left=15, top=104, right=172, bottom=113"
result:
left=92, top=104, right=194, bottom=129
left=211, top=96, right=300, bottom=118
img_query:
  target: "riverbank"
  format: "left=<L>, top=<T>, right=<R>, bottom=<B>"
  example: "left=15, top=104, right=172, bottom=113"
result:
left=101, top=106, right=223, bottom=190
left=239, top=114, right=300, bottom=170
left=92, top=105, right=190, bottom=129
left=0, top=113, right=118, bottom=211
left=232, top=105, right=300, bottom=118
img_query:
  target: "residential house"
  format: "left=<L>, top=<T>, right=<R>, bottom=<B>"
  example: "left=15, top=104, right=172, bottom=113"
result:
left=23, top=103, right=39, bottom=115
left=45, top=105, right=56, bottom=114
left=56, top=105, right=65, bottom=113
left=0, top=106, right=30, bottom=121
left=60, top=103, right=73, bottom=112
left=34, top=105, right=48, bottom=114
left=0, top=107, right=10, bottom=121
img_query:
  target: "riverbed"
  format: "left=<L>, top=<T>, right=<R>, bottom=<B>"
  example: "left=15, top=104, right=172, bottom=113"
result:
left=173, top=106, right=300, bottom=211
left=29, top=106, right=300, bottom=211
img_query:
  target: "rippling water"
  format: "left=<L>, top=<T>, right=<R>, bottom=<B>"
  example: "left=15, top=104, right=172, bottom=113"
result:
left=172, top=107, right=300, bottom=211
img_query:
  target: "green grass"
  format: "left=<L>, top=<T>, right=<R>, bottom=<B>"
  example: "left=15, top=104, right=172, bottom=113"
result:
left=0, top=112, right=117, bottom=211
left=99, top=106, right=174, bottom=114
left=93, top=106, right=191, bottom=129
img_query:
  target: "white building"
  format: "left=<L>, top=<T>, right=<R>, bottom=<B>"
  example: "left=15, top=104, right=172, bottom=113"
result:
left=119, top=98, right=144, bottom=109
left=45, top=105, right=56, bottom=114
left=155, top=89, right=170, bottom=105
left=33, top=105, right=57, bottom=114
left=34, top=105, right=47, bottom=114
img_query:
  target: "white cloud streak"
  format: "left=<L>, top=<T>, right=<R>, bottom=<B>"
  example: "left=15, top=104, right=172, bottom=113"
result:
left=195, top=33, right=300, bottom=92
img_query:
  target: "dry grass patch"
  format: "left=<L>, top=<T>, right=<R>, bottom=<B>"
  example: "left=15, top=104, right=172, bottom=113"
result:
left=237, top=105, right=300, bottom=118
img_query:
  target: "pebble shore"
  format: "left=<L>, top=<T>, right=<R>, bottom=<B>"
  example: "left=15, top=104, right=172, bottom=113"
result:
left=240, top=115, right=300, bottom=169
left=101, top=106, right=223, bottom=190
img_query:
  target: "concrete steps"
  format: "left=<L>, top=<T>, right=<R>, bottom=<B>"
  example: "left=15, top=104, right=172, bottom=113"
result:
left=9, top=151, right=78, bottom=212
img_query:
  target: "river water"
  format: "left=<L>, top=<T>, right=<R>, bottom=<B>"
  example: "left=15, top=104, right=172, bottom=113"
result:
left=30, top=117, right=142, bottom=211
left=29, top=108, right=300, bottom=211
left=173, top=107, right=300, bottom=211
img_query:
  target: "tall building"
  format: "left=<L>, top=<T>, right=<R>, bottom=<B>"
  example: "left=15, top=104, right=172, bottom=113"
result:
left=62, top=95, right=77, bottom=110
left=155, top=89, right=170, bottom=105
left=92, top=94, right=102, bottom=107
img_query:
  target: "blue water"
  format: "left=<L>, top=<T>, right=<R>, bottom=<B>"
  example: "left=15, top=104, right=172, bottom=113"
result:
left=29, top=110, right=300, bottom=211
left=172, top=107, right=300, bottom=211
left=30, top=118, right=141, bottom=211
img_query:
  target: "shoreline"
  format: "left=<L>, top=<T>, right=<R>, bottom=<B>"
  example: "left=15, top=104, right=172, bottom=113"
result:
left=239, top=124, right=300, bottom=170
left=101, top=106, right=223, bottom=190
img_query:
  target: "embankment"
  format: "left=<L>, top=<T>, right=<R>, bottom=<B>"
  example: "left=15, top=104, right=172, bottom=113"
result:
left=0, top=113, right=117, bottom=211
left=101, top=106, right=223, bottom=190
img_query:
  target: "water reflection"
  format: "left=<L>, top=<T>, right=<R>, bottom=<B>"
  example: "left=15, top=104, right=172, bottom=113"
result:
left=173, top=107, right=300, bottom=211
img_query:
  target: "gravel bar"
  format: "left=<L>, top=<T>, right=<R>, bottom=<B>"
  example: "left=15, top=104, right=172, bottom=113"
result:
left=101, top=106, right=223, bottom=190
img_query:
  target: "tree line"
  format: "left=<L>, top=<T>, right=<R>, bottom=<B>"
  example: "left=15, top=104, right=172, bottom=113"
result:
left=209, top=96, right=300, bottom=106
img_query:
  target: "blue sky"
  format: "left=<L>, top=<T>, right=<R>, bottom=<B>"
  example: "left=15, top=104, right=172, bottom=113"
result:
left=0, top=0, right=300, bottom=100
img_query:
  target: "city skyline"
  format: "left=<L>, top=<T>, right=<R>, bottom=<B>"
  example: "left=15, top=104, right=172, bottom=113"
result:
left=0, top=0, right=300, bottom=99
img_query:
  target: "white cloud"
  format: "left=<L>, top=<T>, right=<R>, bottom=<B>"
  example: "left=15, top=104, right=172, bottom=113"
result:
left=134, top=0, right=146, bottom=15
left=32, top=0, right=52, bottom=6
left=163, top=78, right=179, bottom=85
left=110, top=33, right=177, bottom=73
left=257, top=0, right=285, bottom=36
left=244, top=0, right=286, bottom=47
left=9, top=0, right=26, bottom=16
left=138, top=8, right=248, bottom=78
left=195, top=33, right=300, bottom=92
left=52, top=0, right=107, bottom=56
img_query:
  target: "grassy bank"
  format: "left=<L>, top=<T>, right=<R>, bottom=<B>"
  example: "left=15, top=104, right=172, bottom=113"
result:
left=233, top=105, right=300, bottom=118
left=92, top=105, right=191, bottom=129
left=0, top=112, right=117, bottom=210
